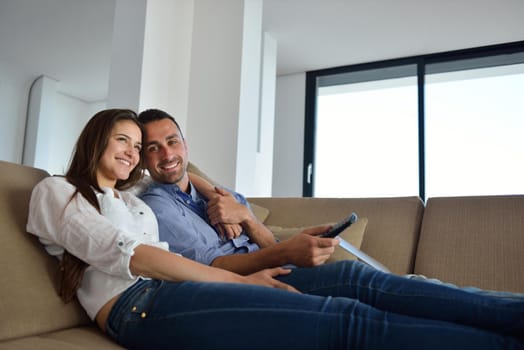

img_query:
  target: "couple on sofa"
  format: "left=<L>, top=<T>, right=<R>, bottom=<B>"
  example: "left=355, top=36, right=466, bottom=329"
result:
left=27, top=108, right=524, bottom=349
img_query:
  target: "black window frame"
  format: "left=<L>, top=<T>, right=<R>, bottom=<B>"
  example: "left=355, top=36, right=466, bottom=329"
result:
left=303, top=40, right=524, bottom=200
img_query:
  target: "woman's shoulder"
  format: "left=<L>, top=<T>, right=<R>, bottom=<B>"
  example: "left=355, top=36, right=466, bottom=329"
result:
left=32, top=176, right=77, bottom=201
left=36, top=175, right=74, bottom=190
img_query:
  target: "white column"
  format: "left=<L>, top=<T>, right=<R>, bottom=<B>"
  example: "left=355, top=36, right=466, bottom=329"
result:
left=253, top=33, right=277, bottom=196
left=107, top=0, right=194, bottom=133
left=272, top=73, right=306, bottom=197
left=139, top=0, right=194, bottom=133
left=186, top=0, right=265, bottom=195
left=22, top=75, right=58, bottom=170
left=106, top=0, right=147, bottom=111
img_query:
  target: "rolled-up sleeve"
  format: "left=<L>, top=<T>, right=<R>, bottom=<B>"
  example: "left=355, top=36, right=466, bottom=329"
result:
left=27, top=177, right=162, bottom=280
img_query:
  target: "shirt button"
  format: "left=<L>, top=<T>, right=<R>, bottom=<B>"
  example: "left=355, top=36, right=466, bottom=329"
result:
left=118, top=241, right=124, bottom=247
left=186, top=200, right=191, bottom=204
left=139, top=211, right=144, bottom=215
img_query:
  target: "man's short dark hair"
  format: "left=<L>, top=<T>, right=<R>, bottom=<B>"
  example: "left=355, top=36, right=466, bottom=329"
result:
left=138, top=108, right=184, bottom=139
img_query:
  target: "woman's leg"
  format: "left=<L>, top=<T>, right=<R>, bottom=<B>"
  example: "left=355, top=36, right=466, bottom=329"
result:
left=105, top=279, right=521, bottom=350
left=276, top=260, right=523, bottom=338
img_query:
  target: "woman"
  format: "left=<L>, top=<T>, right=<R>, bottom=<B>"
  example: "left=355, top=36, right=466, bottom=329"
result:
left=27, top=109, right=523, bottom=350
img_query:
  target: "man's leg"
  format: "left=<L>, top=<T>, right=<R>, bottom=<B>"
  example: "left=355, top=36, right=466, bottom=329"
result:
left=404, top=273, right=524, bottom=300
left=276, top=260, right=524, bottom=338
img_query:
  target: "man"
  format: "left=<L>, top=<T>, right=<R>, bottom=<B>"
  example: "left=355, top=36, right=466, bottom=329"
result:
left=138, top=108, right=338, bottom=275
left=136, top=109, right=524, bottom=310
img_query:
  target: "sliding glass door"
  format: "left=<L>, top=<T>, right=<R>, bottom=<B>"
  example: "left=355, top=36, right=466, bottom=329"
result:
left=304, top=41, right=524, bottom=200
left=313, top=67, right=419, bottom=197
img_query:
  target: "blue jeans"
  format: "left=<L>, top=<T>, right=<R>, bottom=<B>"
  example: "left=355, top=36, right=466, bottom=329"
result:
left=106, top=260, right=523, bottom=350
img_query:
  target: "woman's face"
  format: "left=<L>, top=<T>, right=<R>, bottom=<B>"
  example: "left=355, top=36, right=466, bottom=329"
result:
left=96, top=120, right=142, bottom=188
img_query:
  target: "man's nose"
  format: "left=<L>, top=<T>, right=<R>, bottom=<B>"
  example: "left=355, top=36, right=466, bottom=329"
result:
left=159, top=145, right=171, bottom=159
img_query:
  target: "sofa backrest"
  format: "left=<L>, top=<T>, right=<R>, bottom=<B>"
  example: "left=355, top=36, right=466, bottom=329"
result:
left=248, top=196, right=425, bottom=275
left=0, top=161, right=89, bottom=342
left=415, top=195, right=524, bottom=293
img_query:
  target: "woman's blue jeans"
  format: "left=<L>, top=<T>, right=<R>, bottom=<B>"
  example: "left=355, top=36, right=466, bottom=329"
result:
left=106, top=260, right=523, bottom=350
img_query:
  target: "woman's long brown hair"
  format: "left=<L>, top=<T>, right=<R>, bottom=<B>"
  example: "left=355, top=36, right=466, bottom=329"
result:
left=59, top=109, right=144, bottom=303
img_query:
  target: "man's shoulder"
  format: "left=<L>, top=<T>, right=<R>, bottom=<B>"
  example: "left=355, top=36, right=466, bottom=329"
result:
left=140, top=181, right=176, bottom=200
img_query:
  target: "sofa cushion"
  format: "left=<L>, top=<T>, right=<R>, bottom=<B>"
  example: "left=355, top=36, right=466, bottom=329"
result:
left=415, top=195, right=524, bottom=293
left=267, top=217, right=368, bottom=263
left=0, top=326, right=123, bottom=349
left=249, top=202, right=271, bottom=223
left=0, top=161, right=90, bottom=342
left=248, top=197, right=424, bottom=275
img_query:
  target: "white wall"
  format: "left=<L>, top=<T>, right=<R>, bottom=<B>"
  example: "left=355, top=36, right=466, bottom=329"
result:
left=0, top=61, right=29, bottom=164
left=48, top=94, right=104, bottom=175
left=272, top=73, right=305, bottom=197
left=0, top=65, right=100, bottom=174
left=23, top=75, right=104, bottom=175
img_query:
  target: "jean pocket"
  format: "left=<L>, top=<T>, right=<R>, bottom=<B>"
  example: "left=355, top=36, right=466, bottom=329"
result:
left=125, top=280, right=163, bottom=322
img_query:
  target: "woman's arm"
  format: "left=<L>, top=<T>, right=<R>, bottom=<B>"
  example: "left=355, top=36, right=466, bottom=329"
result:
left=188, top=172, right=218, bottom=199
left=130, top=244, right=297, bottom=292
left=188, top=172, right=243, bottom=240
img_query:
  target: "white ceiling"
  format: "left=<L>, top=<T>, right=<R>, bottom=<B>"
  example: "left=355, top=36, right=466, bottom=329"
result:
left=1, top=0, right=523, bottom=102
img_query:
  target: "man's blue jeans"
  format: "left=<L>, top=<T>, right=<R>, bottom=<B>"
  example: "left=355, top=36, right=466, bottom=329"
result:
left=106, top=260, right=523, bottom=350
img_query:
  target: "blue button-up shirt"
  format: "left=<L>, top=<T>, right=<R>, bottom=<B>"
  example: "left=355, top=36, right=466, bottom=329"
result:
left=140, top=181, right=260, bottom=265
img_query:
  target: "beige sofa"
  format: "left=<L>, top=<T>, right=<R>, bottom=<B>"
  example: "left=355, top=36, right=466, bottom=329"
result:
left=1, top=160, right=523, bottom=349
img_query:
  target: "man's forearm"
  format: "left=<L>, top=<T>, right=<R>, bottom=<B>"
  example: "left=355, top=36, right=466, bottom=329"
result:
left=210, top=244, right=289, bottom=275
left=241, top=216, right=277, bottom=248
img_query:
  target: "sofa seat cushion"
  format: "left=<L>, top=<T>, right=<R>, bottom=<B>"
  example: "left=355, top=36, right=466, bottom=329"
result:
left=0, top=326, right=123, bottom=350
left=415, top=195, right=524, bottom=293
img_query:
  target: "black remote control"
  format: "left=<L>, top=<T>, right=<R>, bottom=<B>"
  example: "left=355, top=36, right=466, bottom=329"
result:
left=320, top=212, right=358, bottom=238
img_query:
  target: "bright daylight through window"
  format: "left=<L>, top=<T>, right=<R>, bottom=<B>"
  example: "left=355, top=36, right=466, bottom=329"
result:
left=315, top=77, right=418, bottom=198
left=307, top=43, right=524, bottom=200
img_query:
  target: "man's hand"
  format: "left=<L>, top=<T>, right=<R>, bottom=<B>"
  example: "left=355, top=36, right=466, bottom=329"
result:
left=280, top=225, right=339, bottom=266
left=207, top=187, right=253, bottom=225
left=243, top=267, right=299, bottom=293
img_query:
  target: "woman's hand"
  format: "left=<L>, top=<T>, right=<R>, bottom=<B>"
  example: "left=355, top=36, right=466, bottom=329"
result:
left=216, top=223, right=243, bottom=240
left=243, top=267, right=299, bottom=293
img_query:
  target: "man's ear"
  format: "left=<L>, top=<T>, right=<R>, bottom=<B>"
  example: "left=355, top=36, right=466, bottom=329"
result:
left=183, top=138, right=189, bottom=157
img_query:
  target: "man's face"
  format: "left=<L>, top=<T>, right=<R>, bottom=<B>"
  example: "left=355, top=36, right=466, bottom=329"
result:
left=143, top=118, right=190, bottom=190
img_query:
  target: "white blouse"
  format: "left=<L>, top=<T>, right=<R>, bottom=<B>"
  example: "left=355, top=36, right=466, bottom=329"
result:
left=26, top=176, right=169, bottom=320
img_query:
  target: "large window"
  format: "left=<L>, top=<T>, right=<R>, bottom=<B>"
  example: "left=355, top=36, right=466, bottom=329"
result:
left=304, top=41, right=524, bottom=200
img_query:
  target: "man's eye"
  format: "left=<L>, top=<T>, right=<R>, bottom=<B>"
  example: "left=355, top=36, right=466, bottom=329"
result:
left=147, top=146, right=158, bottom=153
